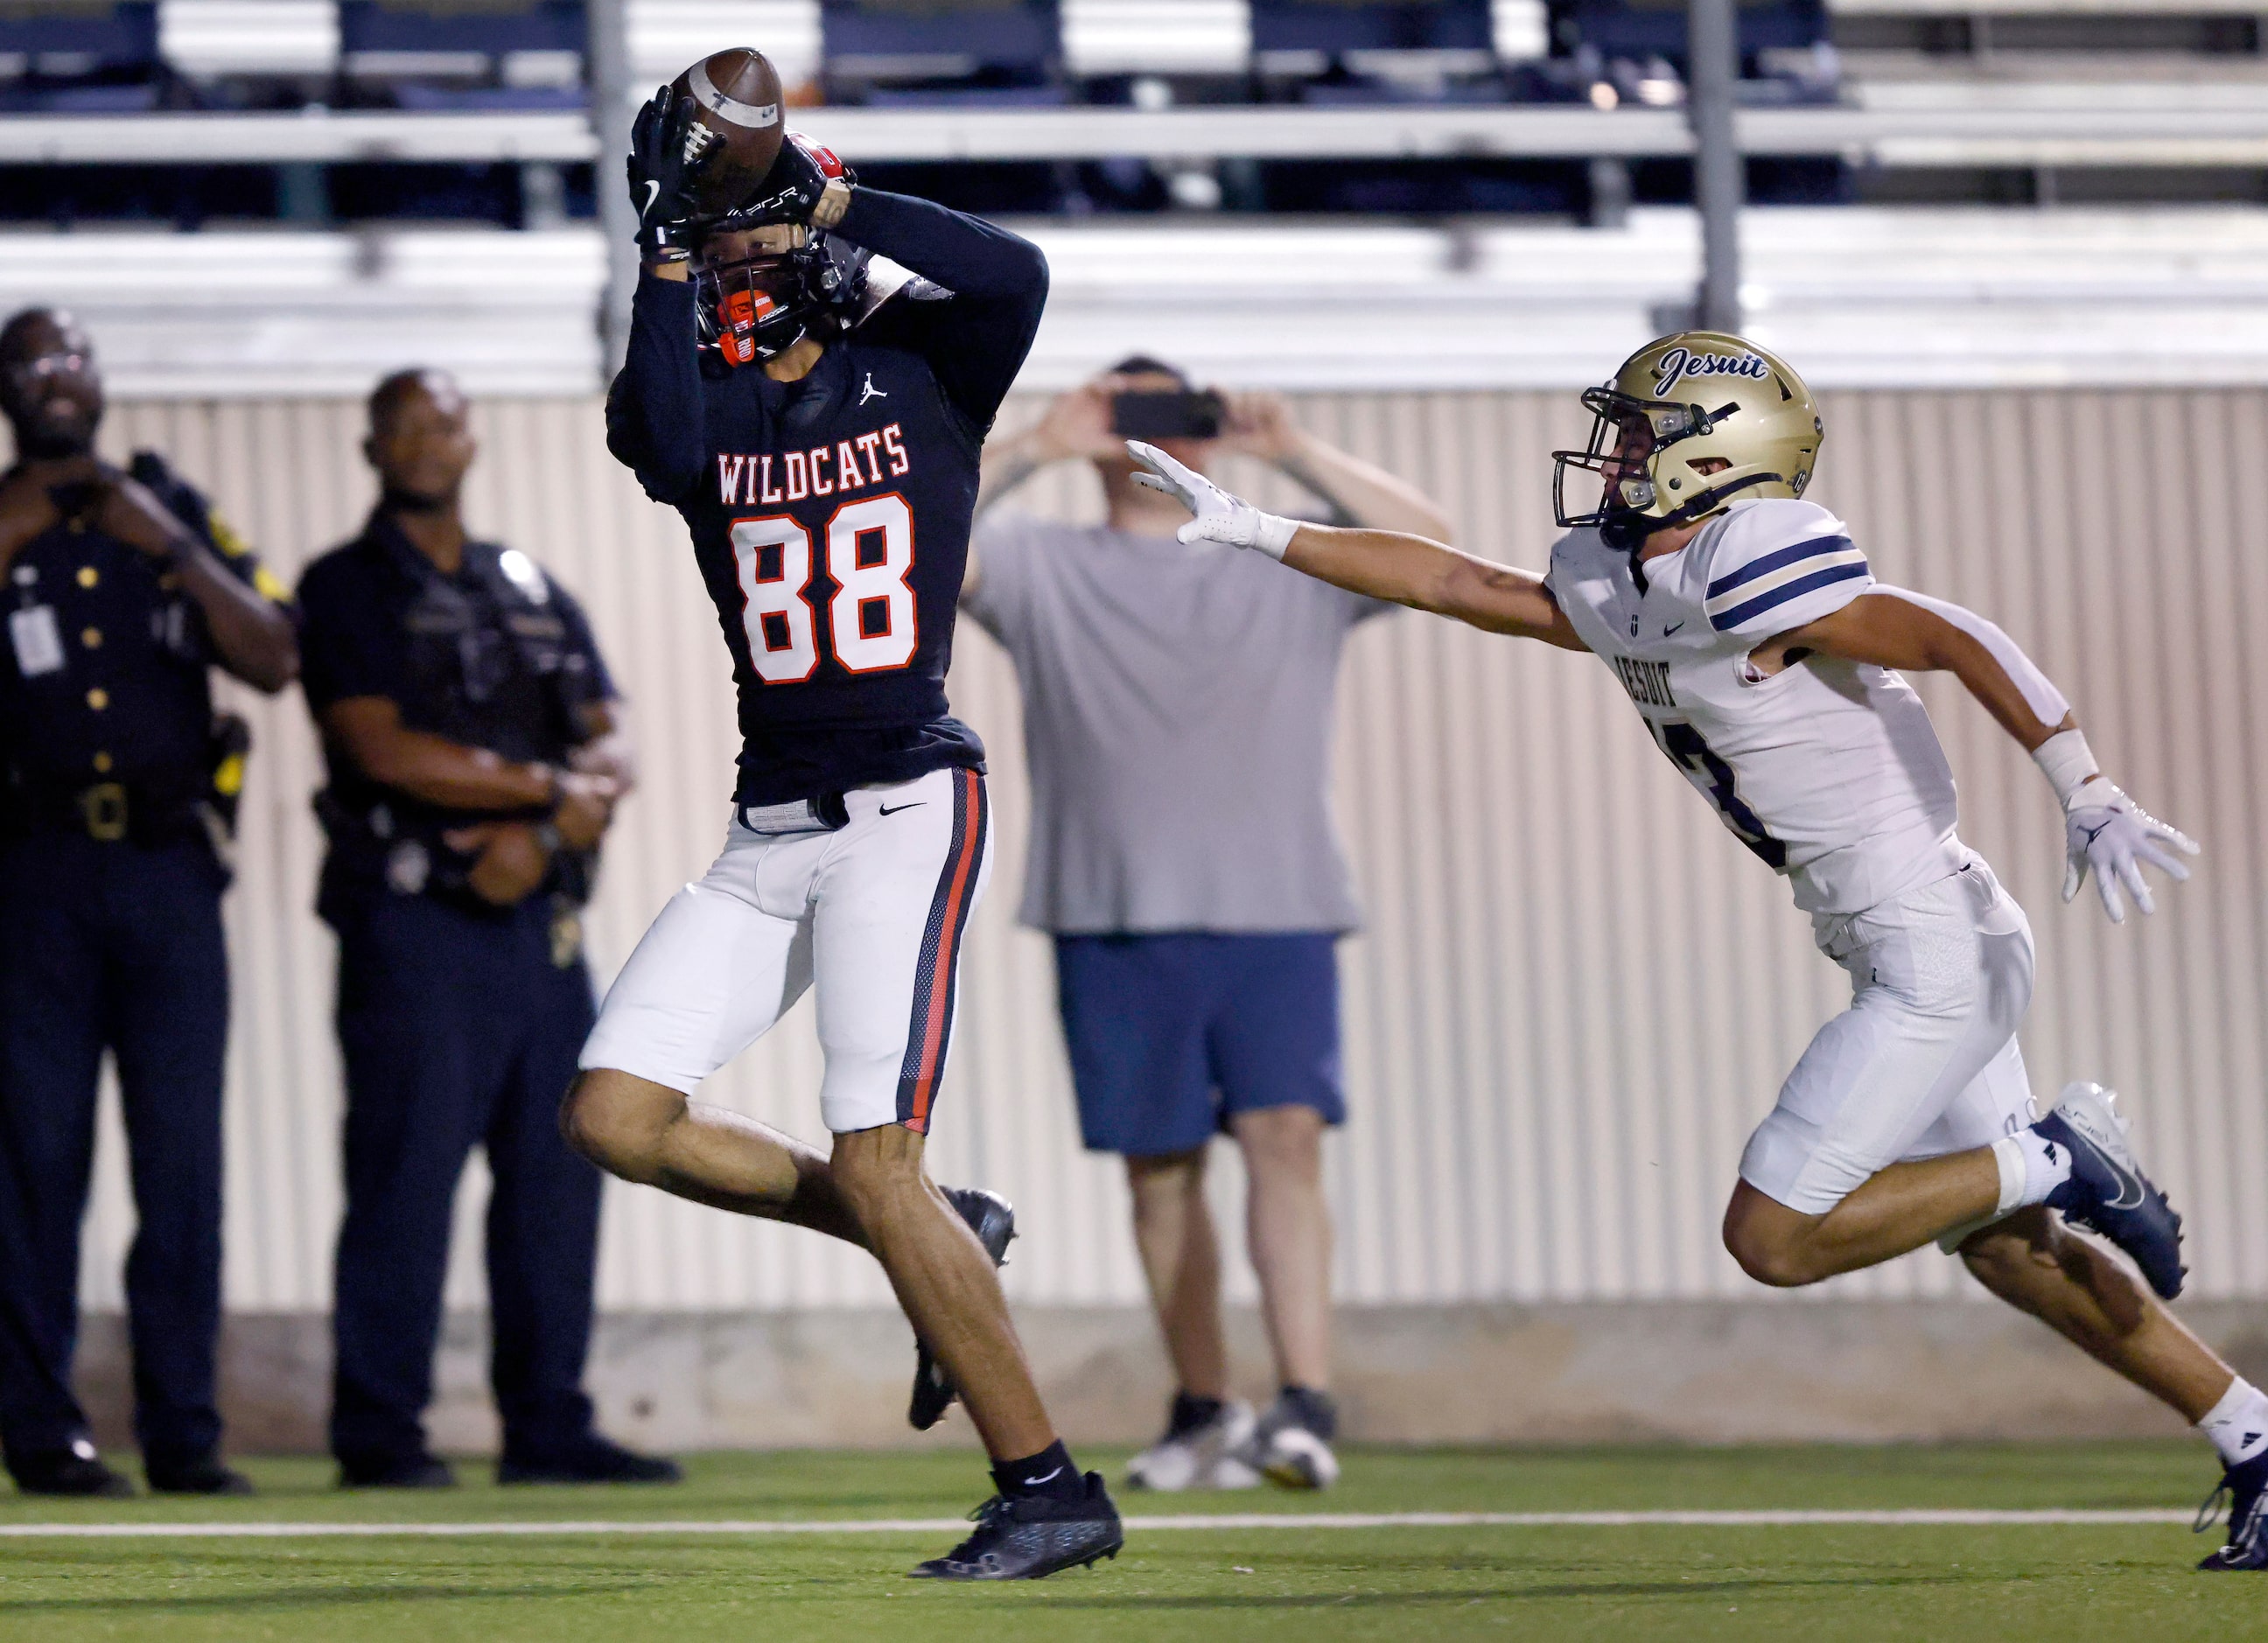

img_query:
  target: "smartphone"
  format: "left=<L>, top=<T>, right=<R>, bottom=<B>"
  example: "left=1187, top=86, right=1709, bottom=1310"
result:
left=1111, top=388, right=1224, bottom=441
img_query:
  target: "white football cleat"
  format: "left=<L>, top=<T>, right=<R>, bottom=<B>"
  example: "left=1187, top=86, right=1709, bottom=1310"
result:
left=1125, top=1399, right=1261, bottom=1492
left=1259, top=1424, right=1340, bottom=1491
left=1240, top=1391, right=1341, bottom=1491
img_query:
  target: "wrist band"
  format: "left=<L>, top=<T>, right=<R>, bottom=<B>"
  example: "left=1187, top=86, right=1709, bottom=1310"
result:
left=2032, top=728, right=2099, bottom=808
left=1251, top=512, right=1299, bottom=561
left=811, top=182, right=852, bottom=229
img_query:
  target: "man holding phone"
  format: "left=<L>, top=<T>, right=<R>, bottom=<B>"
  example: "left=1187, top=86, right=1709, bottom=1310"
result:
left=962, top=358, right=1451, bottom=1491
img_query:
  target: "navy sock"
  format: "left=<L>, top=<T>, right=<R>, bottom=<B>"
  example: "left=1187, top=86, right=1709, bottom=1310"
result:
left=992, top=1439, right=1083, bottom=1502
left=1279, top=1385, right=1338, bottom=1441
left=1167, top=1392, right=1225, bottom=1438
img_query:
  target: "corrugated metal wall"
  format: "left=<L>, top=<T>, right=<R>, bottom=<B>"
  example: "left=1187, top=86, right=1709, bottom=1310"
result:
left=71, top=388, right=2268, bottom=1316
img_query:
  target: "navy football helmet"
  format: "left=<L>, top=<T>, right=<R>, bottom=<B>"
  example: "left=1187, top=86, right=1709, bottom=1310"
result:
left=693, top=135, right=870, bottom=367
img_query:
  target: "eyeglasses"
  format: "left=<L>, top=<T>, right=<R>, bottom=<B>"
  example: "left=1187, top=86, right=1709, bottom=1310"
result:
left=3, top=351, right=89, bottom=390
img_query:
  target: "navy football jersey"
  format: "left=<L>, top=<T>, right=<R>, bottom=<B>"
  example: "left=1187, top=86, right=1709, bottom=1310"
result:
left=608, top=189, right=1047, bottom=804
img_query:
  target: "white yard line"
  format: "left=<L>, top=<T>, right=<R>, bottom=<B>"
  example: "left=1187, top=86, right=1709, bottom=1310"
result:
left=0, top=1508, right=2198, bottom=1539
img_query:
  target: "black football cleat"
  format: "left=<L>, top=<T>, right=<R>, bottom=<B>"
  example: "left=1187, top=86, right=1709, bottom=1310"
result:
left=2197, top=1451, right=2268, bottom=1570
left=907, top=1472, right=1124, bottom=1580
left=10, top=1444, right=134, bottom=1499
left=908, top=1186, right=1017, bottom=1431
left=337, top=1452, right=456, bottom=1490
left=497, top=1434, right=682, bottom=1486
left=2038, top=1081, right=2187, bottom=1300
left=147, top=1456, right=255, bottom=1496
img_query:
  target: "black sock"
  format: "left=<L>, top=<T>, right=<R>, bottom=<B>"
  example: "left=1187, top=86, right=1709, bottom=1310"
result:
left=1167, top=1392, right=1225, bottom=1438
left=1279, top=1384, right=1338, bottom=1441
left=992, top=1439, right=1084, bottom=1502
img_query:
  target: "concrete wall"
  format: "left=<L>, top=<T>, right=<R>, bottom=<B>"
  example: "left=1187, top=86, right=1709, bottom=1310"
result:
left=73, top=1302, right=2268, bottom=1457
left=70, top=386, right=2268, bottom=1330
left=51, top=386, right=2268, bottom=1461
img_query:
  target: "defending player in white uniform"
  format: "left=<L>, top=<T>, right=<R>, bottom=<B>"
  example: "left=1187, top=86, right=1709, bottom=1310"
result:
left=1128, top=332, right=2268, bottom=1574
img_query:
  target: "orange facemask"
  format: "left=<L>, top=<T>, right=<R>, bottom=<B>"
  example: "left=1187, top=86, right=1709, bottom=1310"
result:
left=715, top=283, right=784, bottom=368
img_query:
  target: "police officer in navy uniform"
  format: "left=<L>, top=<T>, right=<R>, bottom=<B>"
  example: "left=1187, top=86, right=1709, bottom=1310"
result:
left=0, top=307, right=298, bottom=1498
left=295, top=368, right=676, bottom=1488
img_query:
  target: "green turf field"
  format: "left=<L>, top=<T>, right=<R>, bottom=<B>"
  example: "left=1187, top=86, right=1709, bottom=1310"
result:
left=0, top=1443, right=2255, bottom=1640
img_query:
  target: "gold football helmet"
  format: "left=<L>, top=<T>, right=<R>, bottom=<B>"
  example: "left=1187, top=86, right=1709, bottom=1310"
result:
left=1553, top=332, right=1823, bottom=547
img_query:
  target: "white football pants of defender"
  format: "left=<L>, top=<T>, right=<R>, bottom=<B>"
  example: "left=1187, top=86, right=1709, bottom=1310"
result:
left=579, top=766, right=993, bottom=1136
left=1740, top=853, right=2036, bottom=1228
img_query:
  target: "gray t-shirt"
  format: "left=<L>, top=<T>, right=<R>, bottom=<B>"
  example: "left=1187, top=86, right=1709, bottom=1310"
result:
left=963, top=512, right=1391, bottom=935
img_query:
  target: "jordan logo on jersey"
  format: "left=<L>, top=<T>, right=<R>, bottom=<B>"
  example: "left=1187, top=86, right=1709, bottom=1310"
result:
left=1613, top=654, right=1676, bottom=709
left=860, top=373, right=887, bottom=405
left=717, top=423, right=912, bottom=505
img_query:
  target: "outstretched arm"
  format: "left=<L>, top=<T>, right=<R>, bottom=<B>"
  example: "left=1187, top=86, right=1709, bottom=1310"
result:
left=1126, top=440, right=1583, bottom=648
left=1775, top=588, right=2198, bottom=921
left=606, top=86, right=720, bottom=505
left=1218, top=391, right=1454, bottom=541
left=1279, top=524, right=1582, bottom=645
left=1771, top=589, right=2072, bottom=749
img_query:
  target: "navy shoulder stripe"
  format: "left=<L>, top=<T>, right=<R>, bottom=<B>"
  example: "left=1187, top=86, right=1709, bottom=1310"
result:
left=1710, top=562, right=1872, bottom=632
left=1705, top=534, right=1857, bottom=600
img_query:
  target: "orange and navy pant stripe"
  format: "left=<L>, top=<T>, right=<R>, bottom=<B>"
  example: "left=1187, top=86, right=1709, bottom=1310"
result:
left=897, top=767, right=987, bottom=1134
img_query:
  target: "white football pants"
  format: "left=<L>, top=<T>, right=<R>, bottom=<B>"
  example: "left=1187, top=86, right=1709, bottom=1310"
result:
left=1740, top=852, right=2038, bottom=1220
left=579, top=766, right=992, bottom=1135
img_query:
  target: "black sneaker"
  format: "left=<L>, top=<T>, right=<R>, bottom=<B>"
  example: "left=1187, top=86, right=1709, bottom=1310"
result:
left=338, top=1452, right=456, bottom=1490
left=11, top=1444, right=133, bottom=1498
left=908, top=1186, right=1018, bottom=1431
left=907, top=1472, right=1124, bottom=1580
left=2197, top=1451, right=2268, bottom=1570
left=147, top=1456, right=255, bottom=1496
left=497, top=1433, right=682, bottom=1486
left=2038, top=1081, right=2187, bottom=1300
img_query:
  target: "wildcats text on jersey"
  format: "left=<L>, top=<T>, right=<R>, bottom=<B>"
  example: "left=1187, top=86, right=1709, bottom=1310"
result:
left=716, top=423, right=914, bottom=507
left=605, top=187, right=1049, bottom=804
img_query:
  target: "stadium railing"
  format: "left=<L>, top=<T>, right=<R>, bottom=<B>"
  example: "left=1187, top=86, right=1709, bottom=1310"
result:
left=4, top=95, right=2264, bottom=167
left=1, top=0, right=2264, bottom=227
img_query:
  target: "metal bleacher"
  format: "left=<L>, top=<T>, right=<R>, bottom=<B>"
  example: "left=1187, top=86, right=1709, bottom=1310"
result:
left=1250, top=0, right=1500, bottom=94
left=0, top=0, right=164, bottom=111
left=337, top=0, right=587, bottom=110
left=0, top=0, right=2252, bottom=187
left=822, top=0, right=1063, bottom=99
left=0, top=0, right=2263, bottom=394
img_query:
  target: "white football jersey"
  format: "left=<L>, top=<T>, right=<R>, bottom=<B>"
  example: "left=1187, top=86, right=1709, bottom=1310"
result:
left=1546, top=498, right=1964, bottom=916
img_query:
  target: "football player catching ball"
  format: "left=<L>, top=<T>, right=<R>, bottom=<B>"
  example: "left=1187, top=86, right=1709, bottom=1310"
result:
left=561, top=65, right=1124, bottom=1580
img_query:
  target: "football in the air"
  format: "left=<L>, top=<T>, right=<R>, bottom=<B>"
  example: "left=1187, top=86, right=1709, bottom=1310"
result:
left=673, top=47, right=788, bottom=217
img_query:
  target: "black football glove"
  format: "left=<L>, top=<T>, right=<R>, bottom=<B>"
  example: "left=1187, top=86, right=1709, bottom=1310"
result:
left=626, top=85, right=719, bottom=260
left=738, top=133, right=854, bottom=227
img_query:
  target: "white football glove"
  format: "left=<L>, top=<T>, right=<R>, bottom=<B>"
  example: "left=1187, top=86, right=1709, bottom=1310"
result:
left=1125, top=441, right=1299, bottom=559
left=2062, top=777, right=2199, bottom=924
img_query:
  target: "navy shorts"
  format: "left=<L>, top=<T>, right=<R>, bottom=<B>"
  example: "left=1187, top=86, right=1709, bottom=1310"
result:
left=1054, top=932, right=1346, bottom=1157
